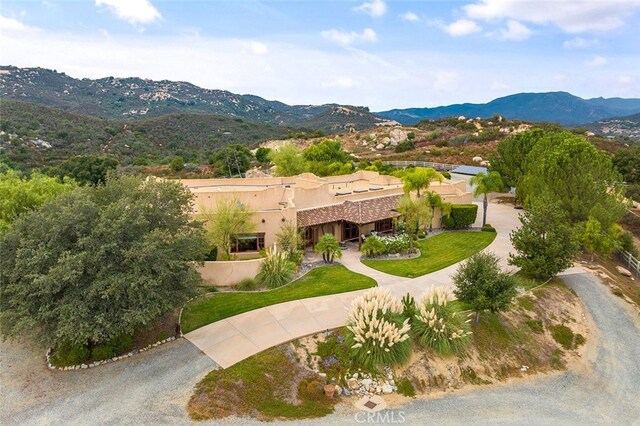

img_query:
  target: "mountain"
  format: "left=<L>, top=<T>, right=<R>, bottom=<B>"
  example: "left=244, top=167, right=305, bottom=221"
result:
left=0, top=66, right=393, bottom=132
left=377, top=92, right=640, bottom=126
left=0, top=99, right=298, bottom=168
left=584, top=112, right=640, bottom=142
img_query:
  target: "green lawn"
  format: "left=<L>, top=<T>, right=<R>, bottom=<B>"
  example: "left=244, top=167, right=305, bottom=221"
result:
left=181, top=265, right=376, bottom=333
left=362, top=231, right=496, bottom=278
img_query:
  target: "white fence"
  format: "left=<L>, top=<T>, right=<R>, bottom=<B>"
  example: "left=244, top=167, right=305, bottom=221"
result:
left=381, top=161, right=458, bottom=171
left=618, top=250, right=640, bottom=276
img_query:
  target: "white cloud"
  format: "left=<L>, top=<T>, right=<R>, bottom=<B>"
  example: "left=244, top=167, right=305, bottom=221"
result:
left=400, top=12, right=420, bottom=22
left=95, top=0, right=161, bottom=25
left=241, top=41, right=269, bottom=55
left=563, top=37, right=600, bottom=49
left=322, top=76, right=359, bottom=89
left=442, top=19, right=482, bottom=37
left=463, top=0, right=640, bottom=33
left=321, top=28, right=377, bottom=46
left=353, top=0, right=387, bottom=18
left=492, top=20, right=532, bottom=41
left=0, top=15, right=40, bottom=32
left=585, top=55, right=607, bottom=67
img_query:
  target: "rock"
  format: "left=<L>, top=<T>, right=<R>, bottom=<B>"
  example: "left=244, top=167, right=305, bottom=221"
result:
left=480, top=160, right=490, bottom=167
left=375, top=386, right=382, bottom=394
left=375, top=143, right=385, bottom=150
left=81, top=364, right=88, bottom=369
left=334, top=385, right=342, bottom=395
left=389, top=379, right=395, bottom=386
left=361, top=378, right=373, bottom=388
left=343, top=388, right=351, bottom=396
left=616, top=266, right=632, bottom=277
left=382, top=384, right=393, bottom=393
left=347, top=378, right=359, bottom=390
left=389, top=139, right=398, bottom=146
left=389, top=128, right=408, bottom=143
left=353, top=373, right=359, bottom=380
left=458, top=116, right=466, bottom=121
left=472, top=156, right=483, bottom=162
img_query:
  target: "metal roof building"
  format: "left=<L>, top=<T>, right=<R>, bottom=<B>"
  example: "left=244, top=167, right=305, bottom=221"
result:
left=450, top=165, right=488, bottom=176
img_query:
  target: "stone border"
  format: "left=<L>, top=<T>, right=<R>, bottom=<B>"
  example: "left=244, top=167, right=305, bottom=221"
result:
left=361, top=249, right=421, bottom=262
left=46, top=336, right=178, bottom=371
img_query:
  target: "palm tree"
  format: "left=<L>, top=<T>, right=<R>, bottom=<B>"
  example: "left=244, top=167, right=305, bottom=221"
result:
left=314, top=233, right=343, bottom=264
left=402, top=167, right=444, bottom=198
left=469, top=171, right=504, bottom=227
left=425, top=191, right=452, bottom=232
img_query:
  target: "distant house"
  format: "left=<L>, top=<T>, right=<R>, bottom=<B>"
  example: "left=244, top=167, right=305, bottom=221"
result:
left=179, top=171, right=472, bottom=258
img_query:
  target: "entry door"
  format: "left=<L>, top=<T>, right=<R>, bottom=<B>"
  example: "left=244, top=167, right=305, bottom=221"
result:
left=304, top=227, right=316, bottom=248
left=343, top=222, right=359, bottom=240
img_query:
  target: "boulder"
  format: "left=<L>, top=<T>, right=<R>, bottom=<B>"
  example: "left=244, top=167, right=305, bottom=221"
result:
left=361, top=378, right=373, bottom=388
left=458, top=116, right=466, bottom=121
left=382, top=384, right=393, bottom=393
left=347, top=378, right=360, bottom=390
left=375, top=143, right=385, bottom=150
left=389, top=128, right=408, bottom=143
left=616, top=266, right=633, bottom=277
left=472, top=156, right=483, bottom=162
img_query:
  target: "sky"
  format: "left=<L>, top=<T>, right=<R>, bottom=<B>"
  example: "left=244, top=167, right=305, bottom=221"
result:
left=0, top=0, right=639, bottom=110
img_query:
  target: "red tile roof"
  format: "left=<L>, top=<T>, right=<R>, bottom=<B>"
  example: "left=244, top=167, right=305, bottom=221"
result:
left=297, top=195, right=402, bottom=227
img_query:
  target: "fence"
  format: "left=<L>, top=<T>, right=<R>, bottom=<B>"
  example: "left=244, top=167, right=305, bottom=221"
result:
left=618, top=250, right=640, bottom=277
left=380, top=161, right=458, bottom=171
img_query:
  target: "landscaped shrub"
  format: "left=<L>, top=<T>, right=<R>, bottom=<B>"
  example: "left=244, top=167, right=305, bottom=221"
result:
left=51, top=341, right=90, bottom=366
left=204, top=246, right=218, bottom=261
left=619, top=231, right=638, bottom=257
left=91, top=344, right=115, bottom=361
left=256, top=249, right=296, bottom=288
left=441, top=171, right=451, bottom=180
left=449, top=204, right=478, bottom=228
left=379, top=234, right=410, bottom=254
left=396, top=377, right=416, bottom=397
left=237, top=278, right=259, bottom=291
left=346, top=288, right=412, bottom=370
left=481, top=224, right=496, bottom=232
left=417, top=230, right=426, bottom=239
left=360, top=235, right=386, bottom=257
left=412, top=288, right=472, bottom=355
left=110, top=334, right=133, bottom=354
left=441, top=215, right=455, bottom=228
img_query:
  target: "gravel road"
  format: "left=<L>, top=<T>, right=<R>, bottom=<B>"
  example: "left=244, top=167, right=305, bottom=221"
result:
left=2, top=269, right=639, bottom=425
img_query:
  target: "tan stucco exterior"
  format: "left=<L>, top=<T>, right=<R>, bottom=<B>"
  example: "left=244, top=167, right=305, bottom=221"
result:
left=195, top=258, right=263, bottom=286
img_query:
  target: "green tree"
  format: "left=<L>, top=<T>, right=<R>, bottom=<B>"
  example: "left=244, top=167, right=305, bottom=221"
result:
left=402, top=167, right=443, bottom=198
left=51, top=155, right=118, bottom=185
left=579, top=216, right=622, bottom=262
left=303, top=139, right=353, bottom=177
left=203, top=197, right=256, bottom=260
left=209, top=144, right=254, bottom=177
left=470, top=171, right=505, bottom=227
left=520, top=131, right=627, bottom=225
left=255, top=147, right=272, bottom=164
left=169, top=156, right=185, bottom=172
left=613, top=146, right=640, bottom=201
left=269, top=143, right=307, bottom=177
left=0, top=170, right=77, bottom=232
left=509, top=199, right=579, bottom=279
left=360, top=235, right=386, bottom=257
left=314, top=233, right=342, bottom=264
left=425, top=191, right=451, bottom=232
left=396, top=195, right=431, bottom=252
left=489, top=129, right=541, bottom=203
left=453, top=252, right=517, bottom=323
left=0, top=175, right=207, bottom=348
left=276, top=221, right=305, bottom=264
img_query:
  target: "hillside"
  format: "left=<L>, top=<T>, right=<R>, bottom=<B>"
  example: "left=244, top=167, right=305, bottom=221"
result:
left=377, top=92, right=640, bottom=126
left=584, top=112, right=640, bottom=142
left=0, top=66, right=393, bottom=132
left=0, top=100, right=298, bottom=168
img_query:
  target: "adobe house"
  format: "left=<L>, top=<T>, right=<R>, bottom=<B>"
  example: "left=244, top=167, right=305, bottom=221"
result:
left=179, top=170, right=472, bottom=259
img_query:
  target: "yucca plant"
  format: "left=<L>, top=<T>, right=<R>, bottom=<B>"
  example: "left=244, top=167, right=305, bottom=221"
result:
left=255, top=249, right=296, bottom=288
left=345, top=288, right=412, bottom=370
left=412, top=287, right=472, bottom=356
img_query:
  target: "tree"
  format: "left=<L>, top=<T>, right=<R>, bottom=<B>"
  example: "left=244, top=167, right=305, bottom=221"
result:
left=0, top=170, right=77, bottom=232
left=396, top=195, right=431, bottom=252
left=453, top=252, right=517, bottom=323
left=425, top=191, right=451, bottom=232
left=276, top=221, right=305, bottom=264
left=255, top=147, right=272, bottom=164
left=209, top=144, right=254, bottom=177
left=0, top=175, right=207, bottom=348
left=489, top=130, right=541, bottom=203
left=509, top=199, right=579, bottom=279
left=303, top=139, right=353, bottom=177
left=520, top=131, right=627, bottom=225
left=169, top=156, right=185, bottom=172
left=402, top=167, right=443, bottom=198
left=203, top=197, right=255, bottom=260
left=613, top=146, right=640, bottom=201
left=360, top=235, right=386, bottom=257
left=51, top=155, right=118, bottom=185
left=470, top=171, right=504, bottom=227
left=269, top=143, right=306, bottom=177
left=579, top=216, right=622, bottom=262
left=314, top=233, right=342, bottom=264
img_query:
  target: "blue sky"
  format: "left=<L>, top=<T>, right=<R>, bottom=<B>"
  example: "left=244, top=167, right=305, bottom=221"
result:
left=1, top=0, right=639, bottom=110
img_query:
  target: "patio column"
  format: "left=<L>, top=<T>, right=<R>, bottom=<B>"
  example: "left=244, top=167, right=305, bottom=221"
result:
left=357, top=224, right=362, bottom=248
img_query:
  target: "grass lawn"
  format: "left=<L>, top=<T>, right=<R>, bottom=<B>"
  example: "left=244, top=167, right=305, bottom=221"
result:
left=362, top=231, right=496, bottom=278
left=181, top=265, right=376, bottom=333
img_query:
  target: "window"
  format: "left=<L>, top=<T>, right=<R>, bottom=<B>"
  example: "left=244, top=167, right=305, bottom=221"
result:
left=231, top=233, right=265, bottom=253
left=375, top=218, right=393, bottom=232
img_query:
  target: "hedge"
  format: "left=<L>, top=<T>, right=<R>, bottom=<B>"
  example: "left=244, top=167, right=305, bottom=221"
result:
left=449, top=204, right=478, bottom=228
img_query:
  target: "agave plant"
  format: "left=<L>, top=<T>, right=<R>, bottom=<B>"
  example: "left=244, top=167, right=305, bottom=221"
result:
left=412, top=287, right=472, bottom=355
left=345, top=288, right=412, bottom=369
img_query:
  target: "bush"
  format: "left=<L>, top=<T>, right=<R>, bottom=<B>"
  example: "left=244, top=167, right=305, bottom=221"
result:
left=481, top=224, right=496, bottom=232
left=360, top=235, right=386, bottom=257
left=204, top=246, right=218, bottom=261
left=396, top=378, right=416, bottom=397
left=449, top=204, right=478, bottom=228
left=441, top=215, right=455, bottom=228
left=550, top=324, right=575, bottom=350
left=417, top=230, right=426, bottom=239
left=110, top=334, right=133, bottom=354
left=91, top=344, right=115, bottom=361
left=435, top=140, right=449, bottom=148
left=256, top=249, right=296, bottom=288
left=52, top=341, right=90, bottom=366
left=619, top=231, right=638, bottom=257
left=237, top=278, right=259, bottom=291
left=395, top=141, right=415, bottom=153
left=412, top=288, right=472, bottom=355
left=379, top=234, right=410, bottom=254
left=441, top=171, right=451, bottom=179
left=345, top=288, right=412, bottom=370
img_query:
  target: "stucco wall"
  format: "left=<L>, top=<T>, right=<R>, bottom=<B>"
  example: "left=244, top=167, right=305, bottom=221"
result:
left=196, top=258, right=263, bottom=286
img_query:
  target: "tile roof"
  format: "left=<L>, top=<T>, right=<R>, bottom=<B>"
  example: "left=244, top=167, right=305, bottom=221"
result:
left=297, top=195, right=402, bottom=227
